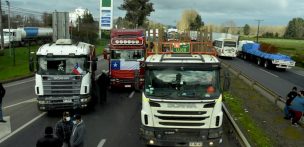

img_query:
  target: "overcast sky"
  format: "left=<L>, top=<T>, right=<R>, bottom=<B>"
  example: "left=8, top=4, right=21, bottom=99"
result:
left=9, top=0, right=304, bottom=26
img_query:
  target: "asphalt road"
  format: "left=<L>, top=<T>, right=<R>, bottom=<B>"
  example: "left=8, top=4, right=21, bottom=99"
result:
left=221, top=57, right=304, bottom=97
left=0, top=58, right=238, bottom=147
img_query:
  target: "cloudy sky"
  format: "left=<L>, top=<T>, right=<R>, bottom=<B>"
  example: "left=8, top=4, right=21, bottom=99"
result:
left=9, top=0, right=304, bottom=26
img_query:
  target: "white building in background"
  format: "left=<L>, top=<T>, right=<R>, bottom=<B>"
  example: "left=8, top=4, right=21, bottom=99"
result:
left=69, top=7, right=91, bottom=27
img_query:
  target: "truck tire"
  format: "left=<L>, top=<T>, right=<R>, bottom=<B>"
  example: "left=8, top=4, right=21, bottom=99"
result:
left=257, top=58, right=262, bottom=66
left=264, top=60, right=269, bottom=68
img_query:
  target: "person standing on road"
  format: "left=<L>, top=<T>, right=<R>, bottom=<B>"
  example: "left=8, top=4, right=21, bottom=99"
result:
left=55, top=112, right=74, bottom=147
left=289, top=90, right=304, bottom=126
left=70, top=114, right=85, bottom=147
left=0, top=83, right=6, bottom=123
left=97, top=72, right=108, bottom=104
left=36, top=126, right=62, bottom=147
left=284, top=87, right=299, bottom=119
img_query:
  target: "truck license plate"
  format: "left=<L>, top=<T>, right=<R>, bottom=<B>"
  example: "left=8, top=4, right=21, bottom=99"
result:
left=125, top=85, right=131, bottom=88
left=189, top=142, right=203, bottom=147
left=63, top=99, right=72, bottom=103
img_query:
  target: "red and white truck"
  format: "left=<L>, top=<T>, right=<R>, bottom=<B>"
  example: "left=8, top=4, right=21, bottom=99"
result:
left=107, top=29, right=146, bottom=90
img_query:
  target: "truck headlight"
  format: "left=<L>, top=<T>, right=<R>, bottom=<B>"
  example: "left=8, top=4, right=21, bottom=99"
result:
left=143, top=130, right=154, bottom=137
left=208, top=131, right=222, bottom=139
left=273, top=60, right=279, bottom=64
left=38, top=101, right=45, bottom=104
left=38, top=100, right=50, bottom=104
left=80, top=98, right=88, bottom=102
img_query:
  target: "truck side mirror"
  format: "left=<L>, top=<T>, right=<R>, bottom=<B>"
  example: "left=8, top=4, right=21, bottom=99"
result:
left=92, top=58, right=97, bottom=71
left=29, top=52, right=35, bottom=72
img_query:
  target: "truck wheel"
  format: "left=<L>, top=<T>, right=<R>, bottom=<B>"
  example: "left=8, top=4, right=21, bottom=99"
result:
left=257, top=58, right=261, bottom=66
left=243, top=54, right=247, bottom=60
left=264, top=60, right=269, bottom=68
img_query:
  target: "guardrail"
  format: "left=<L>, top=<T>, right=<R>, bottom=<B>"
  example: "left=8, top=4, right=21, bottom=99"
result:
left=221, top=62, right=304, bottom=124
left=223, top=104, right=251, bottom=147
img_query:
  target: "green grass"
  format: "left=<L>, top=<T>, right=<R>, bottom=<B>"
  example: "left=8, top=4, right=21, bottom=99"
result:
left=224, top=92, right=274, bottom=147
left=0, top=39, right=109, bottom=82
left=95, top=38, right=109, bottom=55
left=0, top=46, right=39, bottom=81
left=239, top=36, right=304, bottom=67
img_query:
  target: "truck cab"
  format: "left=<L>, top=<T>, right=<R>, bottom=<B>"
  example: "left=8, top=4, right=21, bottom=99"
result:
left=108, top=29, right=146, bottom=90
left=213, top=38, right=238, bottom=58
left=140, top=53, right=223, bottom=146
left=34, top=39, right=97, bottom=111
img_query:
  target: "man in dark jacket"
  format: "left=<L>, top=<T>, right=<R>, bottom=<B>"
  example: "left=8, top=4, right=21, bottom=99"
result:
left=55, top=111, right=73, bottom=147
left=70, top=114, right=85, bottom=147
left=36, top=126, right=62, bottom=147
left=97, top=72, right=108, bottom=104
left=0, top=83, right=6, bottom=122
left=289, top=90, right=304, bottom=126
left=284, top=87, right=299, bottom=119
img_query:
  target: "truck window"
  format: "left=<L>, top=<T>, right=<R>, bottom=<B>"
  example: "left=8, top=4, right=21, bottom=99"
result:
left=145, top=69, right=220, bottom=99
left=38, top=57, right=87, bottom=75
left=111, top=50, right=144, bottom=60
left=215, top=41, right=223, bottom=48
left=224, top=41, right=237, bottom=47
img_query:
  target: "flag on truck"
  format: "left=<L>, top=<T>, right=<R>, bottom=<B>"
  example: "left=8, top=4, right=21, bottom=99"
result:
left=110, top=60, right=140, bottom=78
left=72, top=63, right=83, bottom=75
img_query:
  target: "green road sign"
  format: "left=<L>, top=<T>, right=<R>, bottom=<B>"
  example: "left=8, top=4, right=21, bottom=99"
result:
left=172, top=43, right=190, bottom=53
left=102, top=0, right=111, bottom=7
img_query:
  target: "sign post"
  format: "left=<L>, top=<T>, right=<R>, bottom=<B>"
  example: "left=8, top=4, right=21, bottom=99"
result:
left=99, top=0, right=113, bottom=38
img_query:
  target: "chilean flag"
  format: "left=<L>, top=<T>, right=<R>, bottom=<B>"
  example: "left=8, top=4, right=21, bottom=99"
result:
left=72, top=63, right=83, bottom=75
left=111, top=60, right=139, bottom=78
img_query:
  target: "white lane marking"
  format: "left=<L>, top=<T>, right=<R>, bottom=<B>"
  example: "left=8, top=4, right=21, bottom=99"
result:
left=128, top=91, right=135, bottom=99
left=97, top=139, right=106, bottom=147
left=0, top=112, right=47, bottom=144
left=259, top=69, right=279, bottom=78
left=4, top=79, right=35, bottom=88
left=3, top=98, right=37, bottom=109
left=0, top=116, right=11, bottom=140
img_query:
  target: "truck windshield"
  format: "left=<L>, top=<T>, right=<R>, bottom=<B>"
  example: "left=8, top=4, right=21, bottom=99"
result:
left=145, top=68, right=220, bottom=100
left=111, top=50, right=144, bottom=60
left=224, top=41, right=237, bottom=47
left=37, top=56, right=87, bottom=75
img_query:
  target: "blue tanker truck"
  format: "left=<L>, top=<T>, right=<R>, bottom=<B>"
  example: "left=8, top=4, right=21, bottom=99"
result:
left=3, top=27, right=53, bottom=47
left=238, top=41, right=296, bottom=70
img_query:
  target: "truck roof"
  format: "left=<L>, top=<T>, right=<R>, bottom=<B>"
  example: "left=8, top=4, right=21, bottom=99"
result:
left=145, top=54, right=219, bottom=64
left=36, top=41, right=93, bottom=56
left=111, top=29, right=144, bottom=37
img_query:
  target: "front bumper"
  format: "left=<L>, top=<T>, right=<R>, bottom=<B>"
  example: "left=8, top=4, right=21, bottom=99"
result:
left=110, top=78, right=144, bottom=89
left=37, top=95, right=91, bottom=111
left=139, top=125, right=223, bottom=146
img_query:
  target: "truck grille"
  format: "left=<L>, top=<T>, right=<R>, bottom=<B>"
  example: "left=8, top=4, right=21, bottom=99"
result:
left=156, top=116, right=209, bottom=121
left=157, top=110, right=207, bottom=115
left=159, top=122, right=205, bottom=126
left=151, top=102, right=212, bottom=128
left=42, top=76, right=82, bottom=95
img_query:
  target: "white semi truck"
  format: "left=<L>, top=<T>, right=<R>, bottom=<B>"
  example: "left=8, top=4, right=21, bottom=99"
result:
left=140, top=41, right=223, bottom=146
left=34, top=39, right=97, bottom=111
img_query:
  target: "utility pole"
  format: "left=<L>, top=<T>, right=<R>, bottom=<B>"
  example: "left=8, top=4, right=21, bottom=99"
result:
left=6, top=1, right=11, bottom=56
left=256, top=19, right=263, bottom=43
left=0, top=0, right=5, bottom=54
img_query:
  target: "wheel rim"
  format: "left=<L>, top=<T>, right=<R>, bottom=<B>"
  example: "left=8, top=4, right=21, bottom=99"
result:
left=264, top=61, right=268, bottom=68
